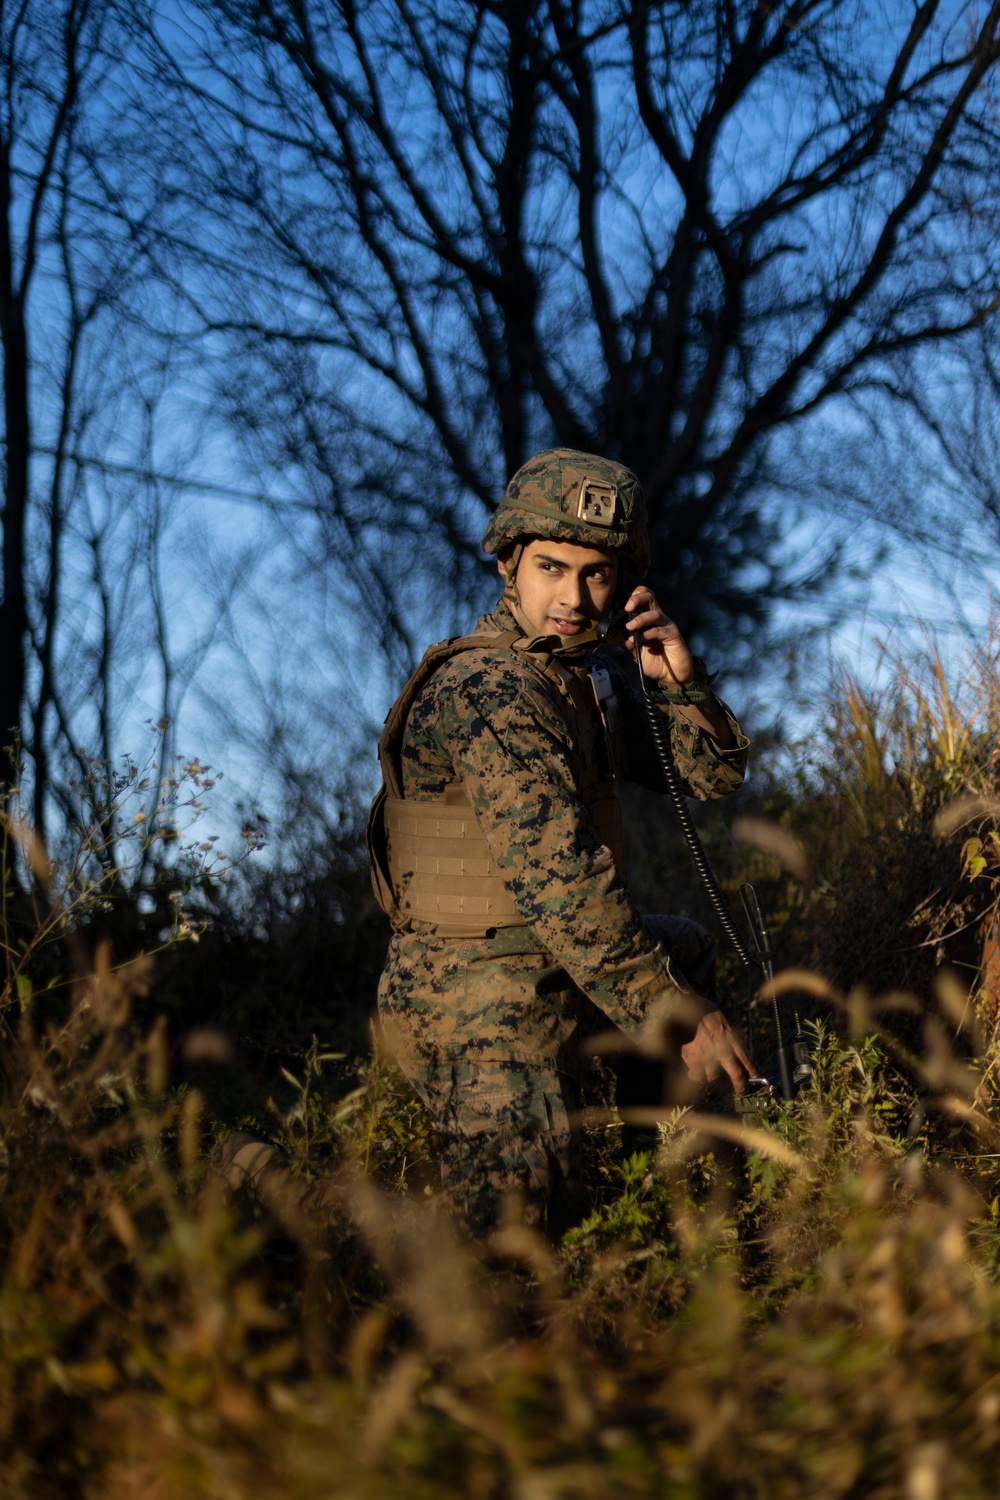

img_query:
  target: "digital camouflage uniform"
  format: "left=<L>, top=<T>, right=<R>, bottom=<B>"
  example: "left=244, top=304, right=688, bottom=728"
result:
left=368, top=451, right=748, bottom=1233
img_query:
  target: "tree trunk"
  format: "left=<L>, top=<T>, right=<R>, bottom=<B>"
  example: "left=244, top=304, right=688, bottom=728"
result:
left=0, top=139, right=29, bottom=794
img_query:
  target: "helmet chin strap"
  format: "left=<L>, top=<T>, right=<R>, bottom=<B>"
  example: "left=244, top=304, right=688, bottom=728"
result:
left=501, top=541, right=536, bottom=636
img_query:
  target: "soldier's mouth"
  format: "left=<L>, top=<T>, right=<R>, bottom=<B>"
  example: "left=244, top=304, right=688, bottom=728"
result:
left=549, top=617, right=588, bottom=635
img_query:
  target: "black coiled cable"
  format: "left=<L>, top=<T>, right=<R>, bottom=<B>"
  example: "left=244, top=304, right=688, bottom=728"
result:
left=623, top=629, right=794, bottom=1099
left=636, top=666, right=754, bottom=965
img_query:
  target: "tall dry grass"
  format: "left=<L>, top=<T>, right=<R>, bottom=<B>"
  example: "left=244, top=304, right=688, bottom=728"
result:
left=4, top=969, right=1000, bottom=1498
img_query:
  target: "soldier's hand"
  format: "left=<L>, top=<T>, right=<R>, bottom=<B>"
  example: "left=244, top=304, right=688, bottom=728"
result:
left=621, top=585, right=737, bottom=751
left=679, top=1005, right=755, bottom=1095
left=622, top=586, right=696, bottom=687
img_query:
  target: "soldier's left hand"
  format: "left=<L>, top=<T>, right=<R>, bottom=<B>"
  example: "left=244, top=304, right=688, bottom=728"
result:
left=622, top=587, right=696, bottom=686
left=679, top=1004, right=755, bottom=1095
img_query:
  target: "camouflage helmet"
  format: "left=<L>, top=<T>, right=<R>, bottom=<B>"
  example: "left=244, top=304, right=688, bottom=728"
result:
left=482, top=448, right=650, bottom=578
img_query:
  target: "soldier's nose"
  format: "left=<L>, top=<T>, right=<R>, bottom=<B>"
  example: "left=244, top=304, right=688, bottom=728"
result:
left=560, top=574, right=583, bottom=609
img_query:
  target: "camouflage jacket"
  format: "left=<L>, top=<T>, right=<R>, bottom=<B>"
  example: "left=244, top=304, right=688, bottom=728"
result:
left=378, top=597, right=748, bottom=1034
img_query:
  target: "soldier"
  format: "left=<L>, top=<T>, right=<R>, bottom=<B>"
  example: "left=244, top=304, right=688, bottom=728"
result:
left=368, top=448, right=754, bottom=1234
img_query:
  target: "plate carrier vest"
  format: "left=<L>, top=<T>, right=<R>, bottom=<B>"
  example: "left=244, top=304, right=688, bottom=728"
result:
left=367, top=625, right=625, bottom=938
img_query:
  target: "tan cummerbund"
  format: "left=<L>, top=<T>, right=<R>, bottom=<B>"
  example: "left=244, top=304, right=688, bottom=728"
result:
left=383, top=785, right=625, bottom=933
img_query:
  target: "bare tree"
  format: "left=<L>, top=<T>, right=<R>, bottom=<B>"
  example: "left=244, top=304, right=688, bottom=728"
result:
left=8, top=0, right=1000, bottom=877
left=140, top=0, right=1000, bottom=675
left=0, top=1, right=214, bottom=863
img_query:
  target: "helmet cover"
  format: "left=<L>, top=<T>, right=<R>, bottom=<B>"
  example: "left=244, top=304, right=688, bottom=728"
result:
left=482, top=448, right=649, bottom=577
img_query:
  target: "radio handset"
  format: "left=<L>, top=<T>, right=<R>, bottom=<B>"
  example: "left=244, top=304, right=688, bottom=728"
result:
left=596, top=606, right=642, bottom=650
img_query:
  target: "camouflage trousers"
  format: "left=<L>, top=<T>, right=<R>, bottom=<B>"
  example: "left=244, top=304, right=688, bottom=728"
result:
left=377, top=914, right=716, bottom=1237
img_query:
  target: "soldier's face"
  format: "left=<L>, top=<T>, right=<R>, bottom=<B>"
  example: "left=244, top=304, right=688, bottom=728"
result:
left=498, top=538, right=618, bottom=638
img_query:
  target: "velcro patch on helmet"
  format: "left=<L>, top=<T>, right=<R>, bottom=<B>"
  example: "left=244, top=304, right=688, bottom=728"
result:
left=576, top=478, right=616, bottom=527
